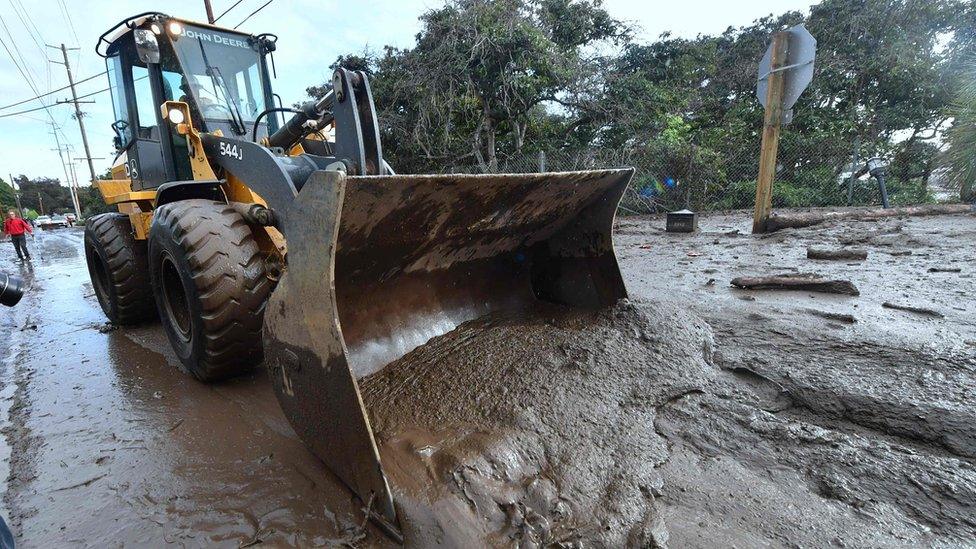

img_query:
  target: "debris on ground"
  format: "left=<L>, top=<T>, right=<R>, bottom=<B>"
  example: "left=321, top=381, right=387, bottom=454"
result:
left=730, top=273, right=860, bottom=295
left=4, top=213, right=975, bottom=547
left=928, top=266, right=962, bottom=273
left=804, top=308, right=856, bottom=323
left=882, top=301, right=945, bottom=318
left=765, top=203, right=973, bottom=232
left=806, top=247, right=868, bottom=261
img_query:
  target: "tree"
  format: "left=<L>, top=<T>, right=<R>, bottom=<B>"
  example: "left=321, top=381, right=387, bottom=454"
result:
left=14, top=176, right=74, bottom=215
left=308, top=0, right=625, bottom=173
left=309, top=0, right=965, bottom=209
left=80, top=185, right=113, bottom=218
left=0, top=178, right=16, bottom=212
left=945, top=62, right=976, bottom=202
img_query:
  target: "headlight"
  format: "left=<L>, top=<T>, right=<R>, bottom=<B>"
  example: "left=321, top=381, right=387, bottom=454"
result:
left=168, top=21, right=183, bottom=36
left=168, top=108, right=185, bottom=124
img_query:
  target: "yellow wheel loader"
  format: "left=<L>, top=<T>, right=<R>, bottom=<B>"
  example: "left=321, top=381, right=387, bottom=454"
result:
left=85, top=12, right=633, bottom=540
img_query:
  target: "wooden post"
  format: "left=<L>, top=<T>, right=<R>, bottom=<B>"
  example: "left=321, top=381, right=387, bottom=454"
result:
left=204, top=0, right=216, bottom=23
left=752, top=31, right=789, bottom=234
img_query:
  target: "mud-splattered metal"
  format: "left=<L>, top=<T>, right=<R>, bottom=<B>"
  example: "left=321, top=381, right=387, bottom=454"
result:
left=261, top=168, right=632, bottom=538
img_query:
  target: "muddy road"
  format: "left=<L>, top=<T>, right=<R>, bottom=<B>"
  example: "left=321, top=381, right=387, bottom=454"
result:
left=1, top=212, right=974, bottom=547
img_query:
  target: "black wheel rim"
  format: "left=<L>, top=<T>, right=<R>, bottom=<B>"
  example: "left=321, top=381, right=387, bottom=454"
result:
left=160, top=253, right=192, bottom=342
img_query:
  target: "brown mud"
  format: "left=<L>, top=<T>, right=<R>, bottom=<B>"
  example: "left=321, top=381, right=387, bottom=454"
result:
left=364, top=301, right=711, bottom=547
left=0, top=211, right=974, bottom=547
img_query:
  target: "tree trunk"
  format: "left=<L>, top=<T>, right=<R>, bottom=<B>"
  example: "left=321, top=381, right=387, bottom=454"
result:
left=485, top=113, right=498, bottom=173
left=766, top=203, right=973, bottom=232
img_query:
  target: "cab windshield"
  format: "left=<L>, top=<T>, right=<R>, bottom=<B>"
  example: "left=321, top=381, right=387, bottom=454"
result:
left=168, top=23, right=268, bottom=131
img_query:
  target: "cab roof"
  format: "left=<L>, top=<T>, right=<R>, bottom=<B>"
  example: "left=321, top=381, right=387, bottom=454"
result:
left=96, top=12, right=258, bottom=58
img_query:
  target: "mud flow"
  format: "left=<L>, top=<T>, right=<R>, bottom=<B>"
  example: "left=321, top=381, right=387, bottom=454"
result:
left=1, top=213, right=974, bottom=547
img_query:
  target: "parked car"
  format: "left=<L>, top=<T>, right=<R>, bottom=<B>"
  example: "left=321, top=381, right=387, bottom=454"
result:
left=36, top=215, right=68, bottom=230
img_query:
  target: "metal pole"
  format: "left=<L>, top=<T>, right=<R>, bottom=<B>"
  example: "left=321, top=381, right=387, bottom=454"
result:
left=538, top=151, right=546, bottom=172
left=55, top=44, right=98, bottom=190
left=204, top=0, right=216, bottom=23
left=846, top=138, right=859, bottom=206
left=876, top=174, right=890, bottom=209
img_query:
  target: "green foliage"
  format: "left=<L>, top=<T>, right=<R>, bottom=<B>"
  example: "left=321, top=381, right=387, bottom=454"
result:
left=945, top=62, right=976, bottom=202
left=13, top=175, right=74, bottom=215
left=305, top=0, right=962, bottom=212
left=308, top=0, right=625, bottom=173
left=0, top=178, right=16, bottom=213
left=80, top=186, right=113, bottom=218
left=23, top=209, right=37, bottom=220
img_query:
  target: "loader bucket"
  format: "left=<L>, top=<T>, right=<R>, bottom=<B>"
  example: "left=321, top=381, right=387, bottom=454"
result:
left=262, top=168, right=633, bottom=538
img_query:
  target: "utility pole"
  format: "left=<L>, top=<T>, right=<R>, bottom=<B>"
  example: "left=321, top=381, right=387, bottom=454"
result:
left=204, top=0, right=216, bottom=23
left=48, top=123, right=82, bottom=219
left=64, top=149, right=83, bottom=218
left=9, top=173, right=23, bottom=217
left=37, top=192, right=44, bottom=216
left=69, top=161, right=83, bottom=220
left=49, top=44, right=98, bottom=190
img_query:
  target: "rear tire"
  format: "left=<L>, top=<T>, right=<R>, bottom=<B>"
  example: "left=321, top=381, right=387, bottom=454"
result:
left=84, top=213, right=155, bottom=324
left=148, top=200, right=273, bottom=381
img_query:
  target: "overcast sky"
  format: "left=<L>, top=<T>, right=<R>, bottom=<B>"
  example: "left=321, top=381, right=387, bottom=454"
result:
left=0, top=0, right=820, bottom=187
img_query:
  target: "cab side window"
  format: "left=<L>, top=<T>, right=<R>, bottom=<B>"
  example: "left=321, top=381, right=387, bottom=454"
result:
left=105, top=54, right=132, bottom=148
left=131, top=65, right=158, bottom=139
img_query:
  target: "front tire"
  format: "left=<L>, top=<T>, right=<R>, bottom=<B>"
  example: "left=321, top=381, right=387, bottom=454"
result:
left=84, top=213, right=155, bottom=324
left=148, top=200, right=273, bottom=381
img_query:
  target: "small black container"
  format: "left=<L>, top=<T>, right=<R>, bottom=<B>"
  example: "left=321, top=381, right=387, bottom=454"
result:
left=666, top=209, right=698, bottom=233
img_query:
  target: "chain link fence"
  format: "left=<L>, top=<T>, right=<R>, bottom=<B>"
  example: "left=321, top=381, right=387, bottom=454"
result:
left=429, top=135, right=962, bottom=216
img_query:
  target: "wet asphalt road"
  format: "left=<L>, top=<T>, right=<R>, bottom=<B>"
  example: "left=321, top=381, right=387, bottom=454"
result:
left=0, top=212, right=974, bottom=547
left=0, top=228, right=375, bottom=547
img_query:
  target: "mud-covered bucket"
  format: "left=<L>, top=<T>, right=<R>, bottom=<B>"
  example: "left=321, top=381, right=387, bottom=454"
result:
left=262, top=168, right=633, bottom=537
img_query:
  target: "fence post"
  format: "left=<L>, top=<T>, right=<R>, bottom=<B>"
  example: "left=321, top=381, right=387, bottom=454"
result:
left=538, top=150, right=547, bottom=172
left=752, top=31, right=789, bottom=234
left=846, top=138, right=860, bottom=206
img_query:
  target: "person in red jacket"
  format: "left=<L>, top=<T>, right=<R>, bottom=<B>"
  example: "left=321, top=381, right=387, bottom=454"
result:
left=3, top=209, right=32, bottom=262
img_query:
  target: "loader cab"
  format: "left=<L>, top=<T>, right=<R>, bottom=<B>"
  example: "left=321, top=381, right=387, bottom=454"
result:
left=98, top=13, right=279, bottom=190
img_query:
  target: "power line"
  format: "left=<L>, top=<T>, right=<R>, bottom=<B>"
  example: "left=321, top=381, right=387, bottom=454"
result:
left=0, top=14, right=74, bottom=157
left=53, top=0, right=81, bottom=69
left=234, top=0, right=275, bottom=29
left=0, top=101, right=61, bottom=119
left=0, top=13, right=45, bottom=90
left=56, top=0, right=79, bottom=46
left=214, top=0, right=245, bottom=23
left=52, top=43, right=98, bottom=187
left=72, top=86, right=111, bottom=102
left=0, top=15, right=61, bottom=135
left=0, top=71, right=106, bottom=111
left=10, top=0, right=48, bottom=54
left=7, top=0, right=50, bottom=88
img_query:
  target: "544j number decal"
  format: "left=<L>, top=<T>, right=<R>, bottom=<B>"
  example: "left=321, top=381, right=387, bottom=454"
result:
left=219, top=141, right=244, bottom=161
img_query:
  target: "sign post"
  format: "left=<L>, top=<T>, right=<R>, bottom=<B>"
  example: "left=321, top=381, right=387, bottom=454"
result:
left=753, top=25, right=816, bottom=233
